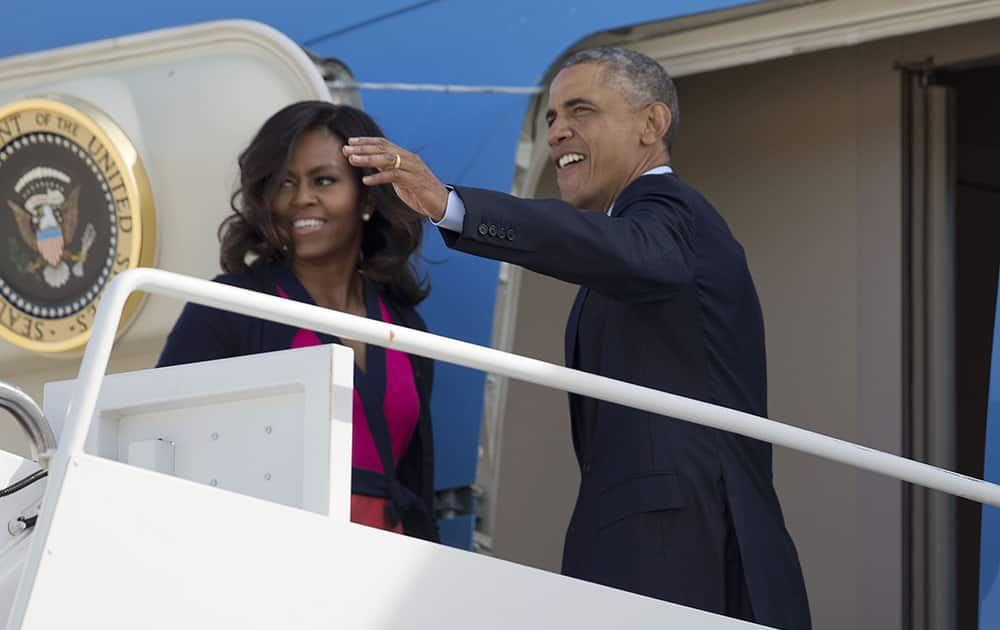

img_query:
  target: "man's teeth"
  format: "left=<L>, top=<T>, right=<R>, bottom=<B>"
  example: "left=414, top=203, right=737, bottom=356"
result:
left=558, top=153, right=585, bottom=169
left=294, top=219, right=326, bottom=229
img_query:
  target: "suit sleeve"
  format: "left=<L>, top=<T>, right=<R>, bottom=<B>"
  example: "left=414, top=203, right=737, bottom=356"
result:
left=439, top=186, right=694, bottom=303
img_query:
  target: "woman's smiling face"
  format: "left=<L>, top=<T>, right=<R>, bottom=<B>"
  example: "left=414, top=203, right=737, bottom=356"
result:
left=271, top=128, right=366, bottom=265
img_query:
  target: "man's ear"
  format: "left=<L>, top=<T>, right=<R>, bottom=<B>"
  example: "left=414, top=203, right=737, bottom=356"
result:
left=641, top=102, right=671, bottom=146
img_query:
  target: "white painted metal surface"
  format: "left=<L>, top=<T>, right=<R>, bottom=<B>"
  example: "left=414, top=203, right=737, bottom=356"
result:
left=14, top=452, right=768, bottom=629
left=58, top=268, right=1000, bottom=508
left=4, top=292, right=769, bottom=629
left=10, top=265, right=1000, bottom=629
left=0, top=451, right=44, bottom=622
left=41, top=345, right=354, bottom=518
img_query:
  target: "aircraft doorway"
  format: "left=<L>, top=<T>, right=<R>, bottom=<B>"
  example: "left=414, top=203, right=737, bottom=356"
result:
left=486, top=12, right=1000, bottom=630
left=935, top=63, right=1000, bottom=630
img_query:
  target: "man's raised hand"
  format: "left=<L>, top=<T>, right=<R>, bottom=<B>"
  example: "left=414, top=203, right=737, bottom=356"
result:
left=344, top=137, right=449, bottom=222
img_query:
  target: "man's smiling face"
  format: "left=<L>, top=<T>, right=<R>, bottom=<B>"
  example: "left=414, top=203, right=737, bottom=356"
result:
left=545, top=62, right=651, bottom=212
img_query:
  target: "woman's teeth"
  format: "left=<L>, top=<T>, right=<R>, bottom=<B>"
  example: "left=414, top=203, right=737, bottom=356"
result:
left=293, top=218, right=326, bottom=229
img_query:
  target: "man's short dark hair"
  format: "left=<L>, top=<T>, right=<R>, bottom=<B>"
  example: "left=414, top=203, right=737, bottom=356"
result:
left=559, top=47, right=679, bottom=150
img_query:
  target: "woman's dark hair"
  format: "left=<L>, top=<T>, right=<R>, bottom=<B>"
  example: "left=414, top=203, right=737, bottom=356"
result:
left=219, top=101, right=429, bottom=305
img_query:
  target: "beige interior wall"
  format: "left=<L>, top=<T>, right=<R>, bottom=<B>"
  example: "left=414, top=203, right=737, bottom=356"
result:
left=676, top=40, right=902, bottom=630
left=490, top=17, right=1000, bottom=630
left=489, top=171, right=580, bottom=571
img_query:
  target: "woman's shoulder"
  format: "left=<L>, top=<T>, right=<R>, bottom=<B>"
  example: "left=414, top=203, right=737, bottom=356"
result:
left=173, top=269, right=271, bottom=326
left=210, top=271, right=251, bottom=287
left=210, top=265, right=277, bottom=294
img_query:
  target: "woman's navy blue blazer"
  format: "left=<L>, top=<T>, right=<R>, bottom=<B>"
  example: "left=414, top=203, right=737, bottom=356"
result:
left=156, top=262, right=438, bottom=541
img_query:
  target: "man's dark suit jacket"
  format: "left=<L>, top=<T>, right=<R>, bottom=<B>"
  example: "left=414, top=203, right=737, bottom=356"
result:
left=440, top=173, right=810, bottom=629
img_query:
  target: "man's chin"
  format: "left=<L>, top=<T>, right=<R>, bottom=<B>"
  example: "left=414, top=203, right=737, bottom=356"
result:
left=557, top=184, right=603, bottom=211
left=558, top=188, right=585, bottom=210
left=562, top=196, right=602, bottom=212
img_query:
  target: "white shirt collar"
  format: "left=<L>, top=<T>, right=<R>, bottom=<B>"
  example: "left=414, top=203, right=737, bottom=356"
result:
left=606, top=165, right=674, bottom=215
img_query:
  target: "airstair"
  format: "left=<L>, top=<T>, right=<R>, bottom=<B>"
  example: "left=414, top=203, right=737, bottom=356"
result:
left=3, top=267, right=1000, bottom=629
left=0, top=269, right=776, bottom=629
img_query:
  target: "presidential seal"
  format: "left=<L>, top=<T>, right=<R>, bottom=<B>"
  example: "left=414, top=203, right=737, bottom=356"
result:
left=0, top=97, right=155, bottom=353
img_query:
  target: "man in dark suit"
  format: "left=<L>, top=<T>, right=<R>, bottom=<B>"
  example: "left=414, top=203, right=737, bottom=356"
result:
left=345, top=47, right=810, bottom=628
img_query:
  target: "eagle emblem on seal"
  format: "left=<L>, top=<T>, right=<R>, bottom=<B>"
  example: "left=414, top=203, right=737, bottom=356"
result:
left=6, top=166, right=96, bottom=289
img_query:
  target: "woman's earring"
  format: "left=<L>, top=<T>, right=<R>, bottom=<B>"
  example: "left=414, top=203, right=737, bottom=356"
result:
left=361, top=212, right=372, bottom=222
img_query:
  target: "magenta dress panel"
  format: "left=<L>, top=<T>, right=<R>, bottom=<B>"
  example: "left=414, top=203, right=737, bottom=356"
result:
left=276, top=285, right=421, bottom=473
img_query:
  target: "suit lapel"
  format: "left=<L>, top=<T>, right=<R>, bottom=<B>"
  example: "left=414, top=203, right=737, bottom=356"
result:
left=564, top=174, right=667, bottom=362
left=564, top=176, right=658, bottom=361
left=565, top=286, right=590, bottom=368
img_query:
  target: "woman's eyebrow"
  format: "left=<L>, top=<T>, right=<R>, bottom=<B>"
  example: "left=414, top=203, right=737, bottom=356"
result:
left=305, top=163, right=341, bottom=176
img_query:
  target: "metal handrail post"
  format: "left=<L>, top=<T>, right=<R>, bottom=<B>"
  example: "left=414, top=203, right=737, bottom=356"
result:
left=0, top=381, right=56, bottom=467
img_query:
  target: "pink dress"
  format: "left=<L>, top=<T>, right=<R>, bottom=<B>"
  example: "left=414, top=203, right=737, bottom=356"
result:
left=277, top=284, right=420, bottom=532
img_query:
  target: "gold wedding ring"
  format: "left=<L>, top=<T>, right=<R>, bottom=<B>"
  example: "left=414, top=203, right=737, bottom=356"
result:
left=392, top=153, right=401, bottom=169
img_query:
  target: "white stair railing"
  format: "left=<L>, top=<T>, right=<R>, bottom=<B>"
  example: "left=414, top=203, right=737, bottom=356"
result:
left=51, top=267, right=1000, bottom=508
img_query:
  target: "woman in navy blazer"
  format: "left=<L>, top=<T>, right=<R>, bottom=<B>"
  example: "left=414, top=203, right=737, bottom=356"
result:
left=158, top=102, right=437, bottom=541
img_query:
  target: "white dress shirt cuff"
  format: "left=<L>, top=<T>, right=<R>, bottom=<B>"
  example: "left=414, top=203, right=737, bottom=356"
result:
left=432, top=188, right=466, bottom=233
